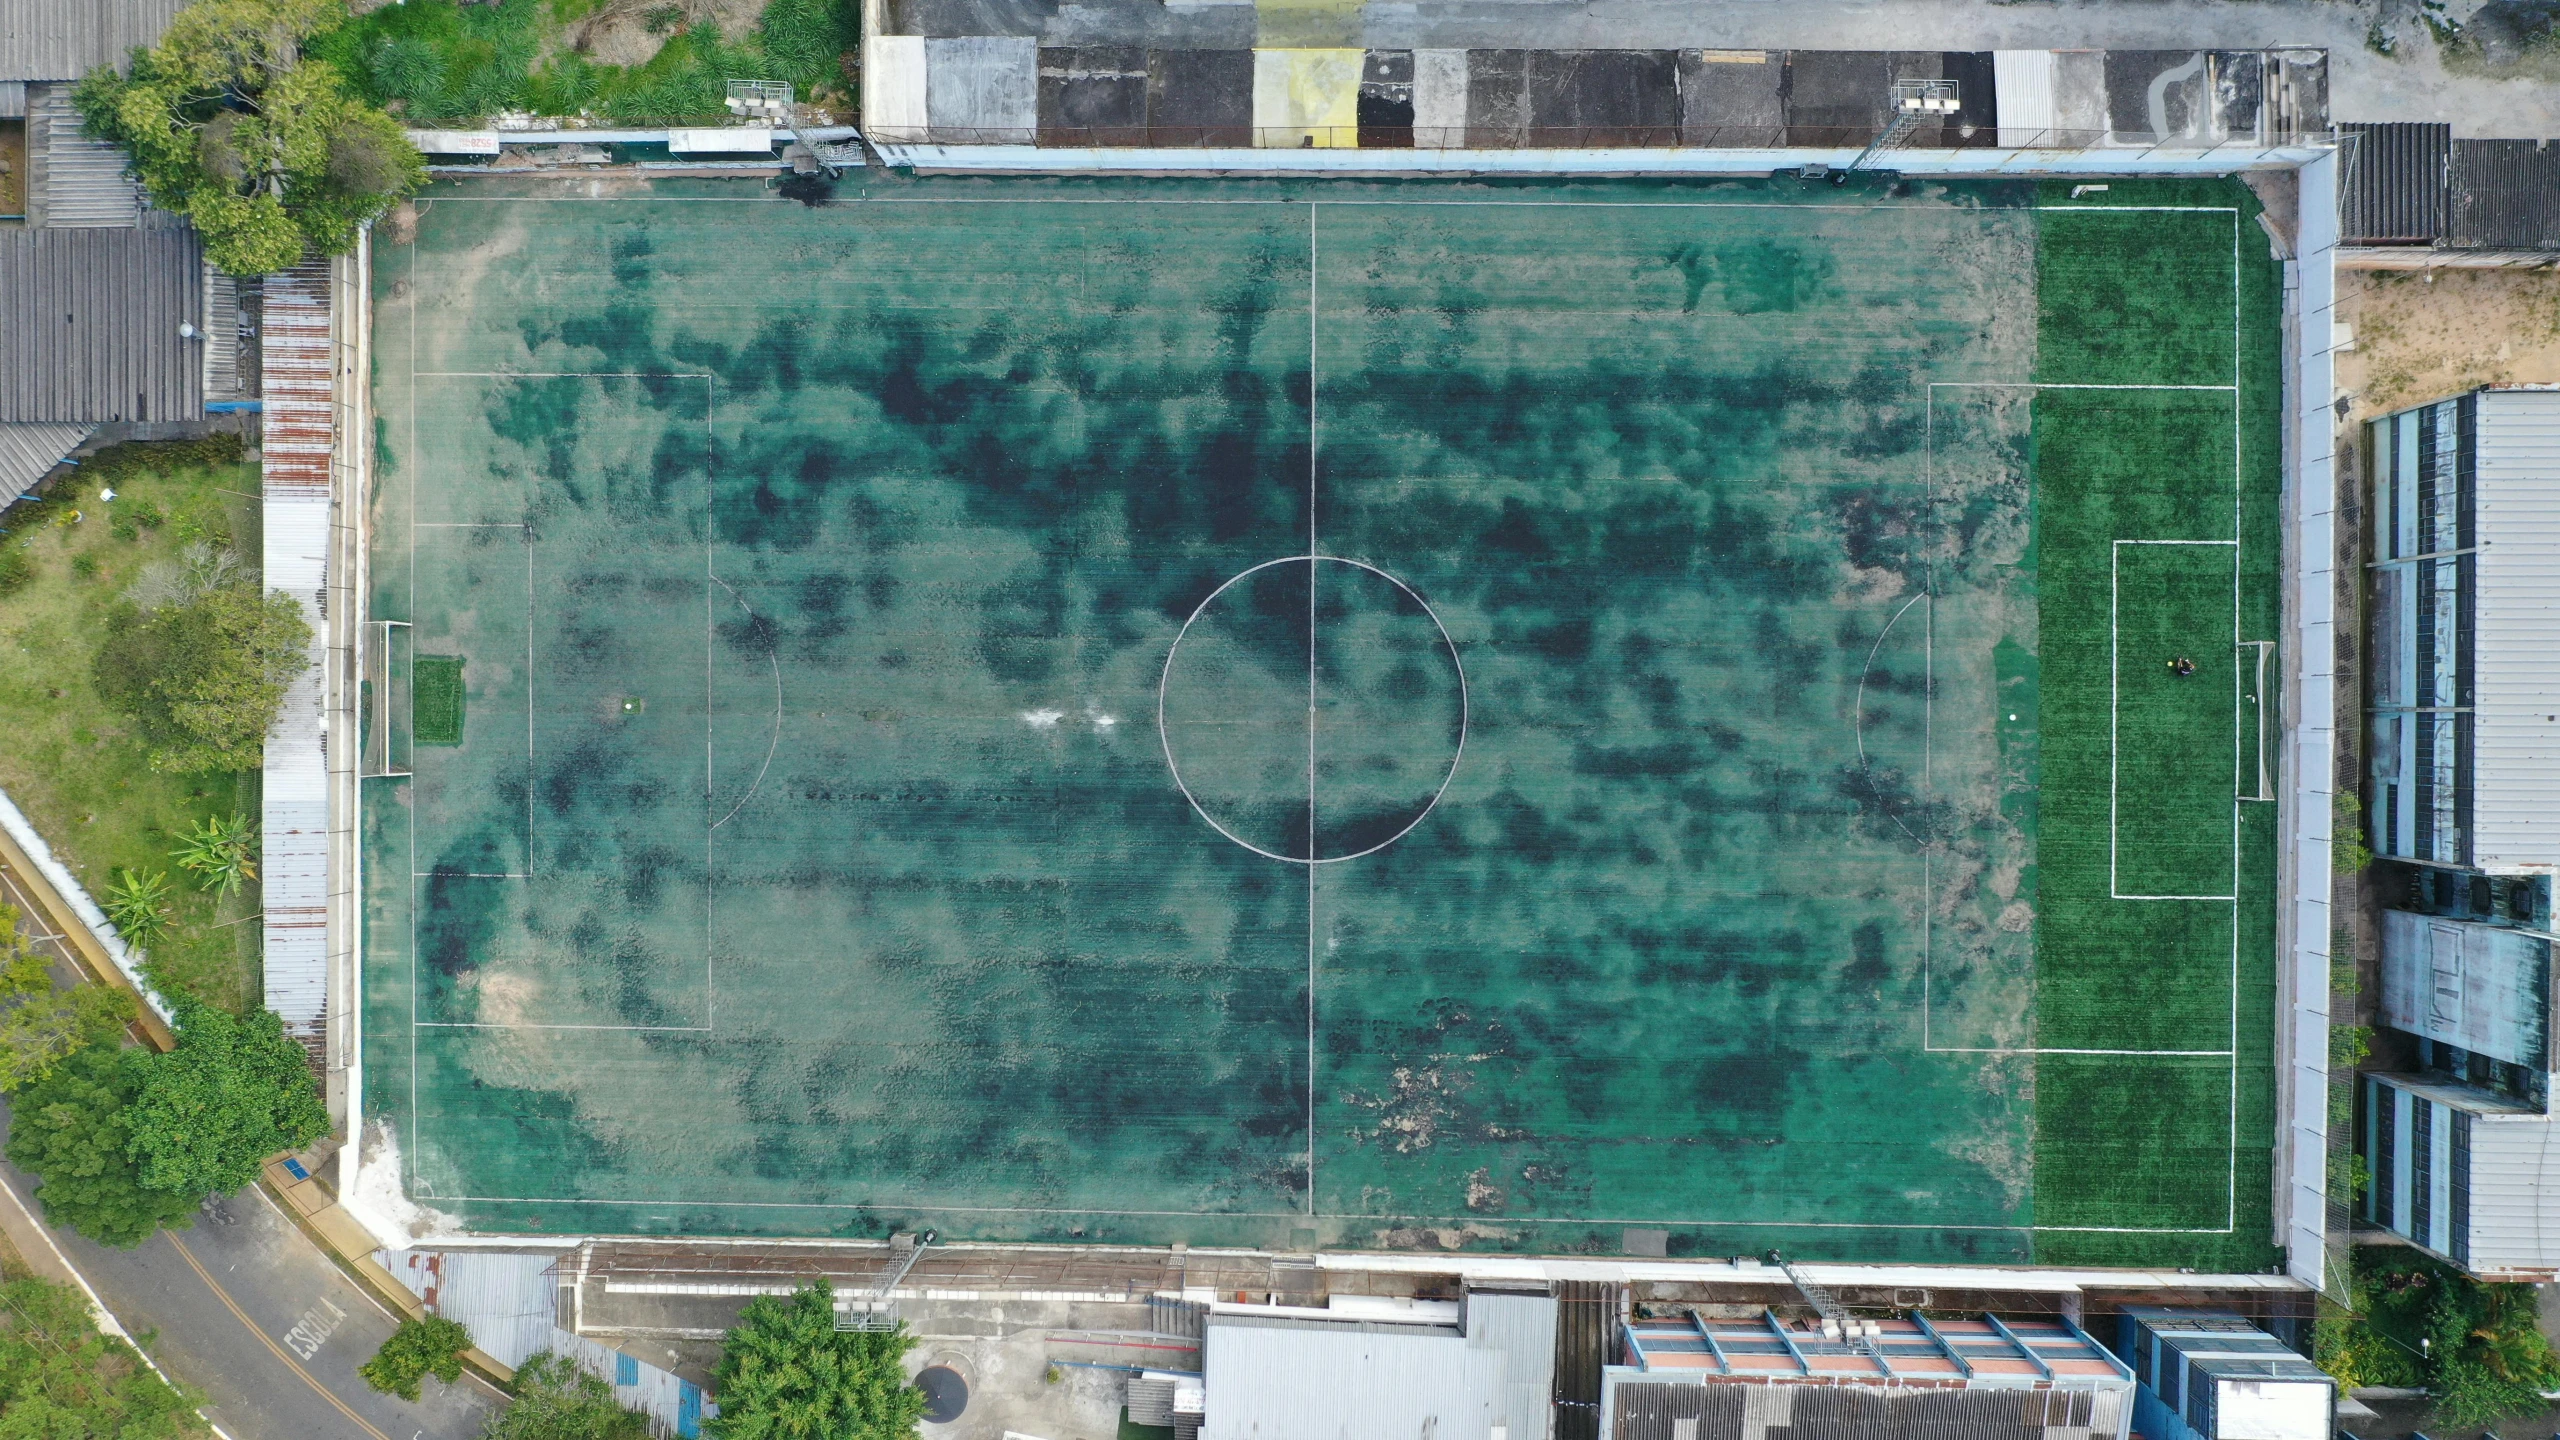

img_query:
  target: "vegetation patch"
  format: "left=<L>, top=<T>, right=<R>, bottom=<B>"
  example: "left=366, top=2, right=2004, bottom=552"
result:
left=0, top=444, right=266, bottom=1011
left=360, top=1316, right=472, bottom=1403
left=414, top=655, right=466, bottom=746
left=2318, top=1247, right=2560, bottom=1425
left=0, top=1272, right=211, bottom=1436
left=306, top=0, right=858, bottom=127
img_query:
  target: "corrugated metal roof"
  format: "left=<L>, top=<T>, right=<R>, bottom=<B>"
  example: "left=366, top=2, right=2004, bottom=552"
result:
left=1201, top=1310, right=1533, bottom=1440
left=1608, top=1377, right=2124, bottom=1440
left=2449, top=140, right=2560, bottom=251
left=2462, top=1115, right=2560, bottom=1274
left=32, top=84, right=143, bottom=227
left=0, top=225, right=200, bottom=422
left=385, top=1250, right=562, bottom=1368
left=1469, top=1293, right=1559, bottom=1440
left=262, top=262, right=332, bottom=1057
left=2339, top=122, right=2447, bottom=245
left=2469, top=389, right=2560, bottom=869
left=1, top=0, right=188, bottom=84
left=0, top=422, right=92, bottom=496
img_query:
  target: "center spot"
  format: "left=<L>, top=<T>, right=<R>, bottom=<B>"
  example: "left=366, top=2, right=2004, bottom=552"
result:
left=1159, top=556, right=1466, bottom=864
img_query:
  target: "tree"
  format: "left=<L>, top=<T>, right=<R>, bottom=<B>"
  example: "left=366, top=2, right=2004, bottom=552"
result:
left=94, top=580, right=311, bottom=774
left=123, top=1002, right=327, bottom=1198
left=0, top=1273, right=207, bottom=1436
left=482, top=1352, right=651, bottom=1440
left=1, top=1045, right=196, bottom=1247
left=360, top=1316, right=472, bottom=1402
left=0, top=905, right=138, bottom=1092
left=705, top=1280, right=928, bottom=1440
left=72, top=0, right=423, bottom=276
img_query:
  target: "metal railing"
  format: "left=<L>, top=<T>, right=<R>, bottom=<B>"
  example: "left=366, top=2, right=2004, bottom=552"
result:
left=862, top=123, right=2330, bottom=152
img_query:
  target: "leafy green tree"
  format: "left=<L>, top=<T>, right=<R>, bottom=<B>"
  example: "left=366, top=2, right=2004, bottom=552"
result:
left=0, top=1273, right=209, bottom=1435
left=482, top=1352, right=652, bottom=1440
left=94, top=580, right=311, bottom=774
left=73, top=0, right=423, bottom=276
left=172, top=813, right=260, bottom=898
left=360, top=1316, right=472, bottom=1402
left=705, top=1280, right=927, bottom=1440
left=102, top=869, right=176, bottom=950
left=0, top=907, right=139, bottom=1091
left=123, top=1002, right=326, bottom=1198
left=2, top=1045, right=195, bottom=1247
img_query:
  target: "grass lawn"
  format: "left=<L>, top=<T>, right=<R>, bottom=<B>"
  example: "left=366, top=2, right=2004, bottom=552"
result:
left=0, top=445, right=265, bottom=1013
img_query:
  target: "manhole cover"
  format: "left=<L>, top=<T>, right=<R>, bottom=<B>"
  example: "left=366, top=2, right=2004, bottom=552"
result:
left=915, top=1364, right=968, bottom=1424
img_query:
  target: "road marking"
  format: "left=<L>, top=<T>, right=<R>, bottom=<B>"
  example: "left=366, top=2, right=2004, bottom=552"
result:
left=283, top=1297, right=351, bottom=1359
left=165, top=1234, right=396, bottom=1440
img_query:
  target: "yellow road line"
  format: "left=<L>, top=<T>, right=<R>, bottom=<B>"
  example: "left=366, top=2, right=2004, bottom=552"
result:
left=165, top=1232, right=395, bottom=1440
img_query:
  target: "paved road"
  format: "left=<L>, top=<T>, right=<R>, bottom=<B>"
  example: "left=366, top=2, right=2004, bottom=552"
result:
left=0, top=1099, right=504, bottom=1440
left=0, top=866, right=503, bottom=1440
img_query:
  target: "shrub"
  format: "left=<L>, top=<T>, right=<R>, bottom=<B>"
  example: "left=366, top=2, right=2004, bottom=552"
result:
left=361, top=1316, right=472, bottom=1402
left=172, top=813, right=260, bottom=898
left=124, top=1002, right=329, bottom=1198
left=481, top=1352, right=651, bottom=1440
left=93, top=580, right=311, bottom=774
left=103, top=869, right=176, bottom=951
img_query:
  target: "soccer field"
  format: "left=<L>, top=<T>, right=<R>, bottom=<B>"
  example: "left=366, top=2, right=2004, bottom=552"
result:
left=361, top=173, right=2281, bottom=1268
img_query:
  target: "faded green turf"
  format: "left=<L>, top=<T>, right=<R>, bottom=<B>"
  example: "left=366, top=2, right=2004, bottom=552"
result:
left=359, top=173, right=2277, bottom=1267
left=413, top=656, right=465, bottom=747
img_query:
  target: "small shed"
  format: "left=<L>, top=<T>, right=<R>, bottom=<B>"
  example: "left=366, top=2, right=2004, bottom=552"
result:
left=2112, top=1310, right=2332, bottom=1440
left=1200, top=1290, right=1557, bottom=1440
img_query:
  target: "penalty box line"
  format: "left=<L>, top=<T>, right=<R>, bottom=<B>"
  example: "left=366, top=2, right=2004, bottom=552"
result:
left=1917, top=383, right=2238, bottom=1060
left=403, top=369, right=724, bottom=1049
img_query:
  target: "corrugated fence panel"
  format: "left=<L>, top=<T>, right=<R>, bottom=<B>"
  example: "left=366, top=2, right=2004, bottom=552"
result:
left=2469, top=389, right=2560, bottom=870
left=2449, top=140, right=2560, bottom=251
left=262, top=263, right=333, bottom=1059
left=2338, top=121, right=2447, bottom=245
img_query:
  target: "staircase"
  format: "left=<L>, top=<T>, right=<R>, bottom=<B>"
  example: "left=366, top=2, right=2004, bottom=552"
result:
left=1777, top=1257, right=1883, bottom=1362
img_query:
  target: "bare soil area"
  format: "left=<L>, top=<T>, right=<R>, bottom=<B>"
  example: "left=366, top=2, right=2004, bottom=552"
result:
left=2337, top=266, right=2560, bottom=423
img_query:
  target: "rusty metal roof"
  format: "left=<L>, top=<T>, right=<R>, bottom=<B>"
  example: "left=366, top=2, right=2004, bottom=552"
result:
left=262, top=262, right=332, bottom=1059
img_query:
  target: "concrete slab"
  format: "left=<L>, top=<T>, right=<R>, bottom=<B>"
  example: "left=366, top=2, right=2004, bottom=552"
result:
left=1252, top=47, right=1361, bottom=146
left=2104, top=49, right=2212, bottom=143
left=1523, top=48, right=1678, bottom=146
left=887, top=0, right=1052, bottom=39
left=868, top=33, right=932, bottom=140
left=1679, top=49, right=1783, bottom=147
left=1413, top=48, right=1467, bottom=147
left=928, top=35, right=1039, bottom=143
left=1357, top=48, right=1415, bottom=147
left=1781, top=48, right=1891, bottom=146
left=1463, top=49, right=1529, bottom=146
left=1148, top=47, right=1254, bottom=145
left=1037, top=46, right=1147, bottom=144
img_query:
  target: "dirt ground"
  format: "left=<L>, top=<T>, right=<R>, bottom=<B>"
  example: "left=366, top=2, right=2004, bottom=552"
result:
left=2336, top=266, right=2560, bottom=423
left=0, top=120, right=24, bottom=219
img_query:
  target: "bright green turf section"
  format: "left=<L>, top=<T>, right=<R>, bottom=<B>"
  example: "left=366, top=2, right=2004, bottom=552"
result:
left=413, top=656, right=465, bottom=747
left=2026, top=185, right=2280, bottom=1269
left=358, top=173, right=2279, bottom=1268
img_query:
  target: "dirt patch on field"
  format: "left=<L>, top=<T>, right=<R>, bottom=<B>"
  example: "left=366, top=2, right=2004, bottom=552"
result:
left=2338, top=266, right=2560, bottom=423
left=567, top=0, right=769, bottom=70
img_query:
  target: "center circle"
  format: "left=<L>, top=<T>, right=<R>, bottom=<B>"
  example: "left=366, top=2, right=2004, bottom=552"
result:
left=1158, top=556, right=1467, bottom=864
